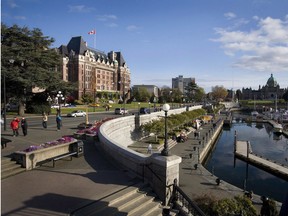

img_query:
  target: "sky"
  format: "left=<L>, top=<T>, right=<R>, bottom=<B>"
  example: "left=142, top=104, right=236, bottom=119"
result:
left=2, top=0, right=288, bottom=93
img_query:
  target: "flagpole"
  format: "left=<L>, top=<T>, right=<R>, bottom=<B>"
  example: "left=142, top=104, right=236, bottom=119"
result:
left=94, top=32, right=96, bottom=49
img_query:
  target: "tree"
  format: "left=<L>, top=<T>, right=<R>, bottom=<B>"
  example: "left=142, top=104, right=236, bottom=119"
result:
left=236, top=89, right=242, bottom=101
left=185, top=82, right=206, bottom=103
left=132, top=87, right=150, bottom=102
left=211, top=85, right=228, bottom=102
left=1, top=23, right=65, bottom=115
left=283, top=90, right=288, bottom=102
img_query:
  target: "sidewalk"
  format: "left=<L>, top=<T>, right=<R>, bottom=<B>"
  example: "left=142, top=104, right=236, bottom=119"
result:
left=1, top=115, right=271, bottom=215
left=1, top=124, right=136, bottom=215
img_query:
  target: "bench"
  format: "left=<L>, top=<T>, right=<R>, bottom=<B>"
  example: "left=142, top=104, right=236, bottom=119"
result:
left=52, top=152, right=77, bottom=167
left=1, top=137, right=12, bottom=149
left=37, top=151, right=77, bottom=168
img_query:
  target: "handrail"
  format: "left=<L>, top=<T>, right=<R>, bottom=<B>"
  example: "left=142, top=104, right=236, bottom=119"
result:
left=169, top=179, right=206, bottom=216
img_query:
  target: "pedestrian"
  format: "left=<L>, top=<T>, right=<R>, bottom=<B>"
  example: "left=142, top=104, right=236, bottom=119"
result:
left=56, top=114, right=62, bottom=131
left=10, top=117, right=20, bottom=137
left=42, top=112, right=48, bottom=129
left=20, top=117, right=28, bottom=136
left=147, top=144, right=152, bottom=154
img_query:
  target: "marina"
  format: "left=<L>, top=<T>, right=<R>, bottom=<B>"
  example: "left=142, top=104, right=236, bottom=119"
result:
left=234, top=140, right=288, bottom=181
left=204, top=120, right=288, bottom=202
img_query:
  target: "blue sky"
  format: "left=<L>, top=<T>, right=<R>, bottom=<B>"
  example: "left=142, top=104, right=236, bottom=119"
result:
left=2, top=0, right=288, bottom=93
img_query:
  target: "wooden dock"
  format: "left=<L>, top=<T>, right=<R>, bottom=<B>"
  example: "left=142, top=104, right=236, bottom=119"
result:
left=235, top=141, right=288, bottom=180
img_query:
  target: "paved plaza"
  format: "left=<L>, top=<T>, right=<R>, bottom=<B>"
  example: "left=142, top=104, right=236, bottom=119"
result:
left=1, top=115, right=277, bottom=215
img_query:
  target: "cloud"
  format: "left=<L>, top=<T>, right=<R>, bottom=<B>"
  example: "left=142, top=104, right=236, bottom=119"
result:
left=224, top=12, right=236, bottom=20
left=213, top=16, right=288, bottom=73
left=14, top=16, right=26, bottom=20
left=68, top=5, right=94, bottom=13
left=126, top=25, right=140, bottom=31
left=7, top=0, right=18, bottom=8
left=106, top=23, right=118, bottom=28
left=96, top=14, right=117, bottom=21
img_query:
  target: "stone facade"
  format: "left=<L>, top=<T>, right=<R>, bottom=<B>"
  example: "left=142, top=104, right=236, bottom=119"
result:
left=242, top=74, right=287, bottom=100
left=58, top=36, right=131, bottom=100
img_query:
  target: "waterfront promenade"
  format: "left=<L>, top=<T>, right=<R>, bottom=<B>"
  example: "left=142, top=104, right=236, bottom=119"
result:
left=1, top=114, right=280, bottom=215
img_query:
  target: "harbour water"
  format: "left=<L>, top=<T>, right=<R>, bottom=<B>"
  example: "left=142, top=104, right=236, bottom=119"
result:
left=203, top=120, right=288, bottom=202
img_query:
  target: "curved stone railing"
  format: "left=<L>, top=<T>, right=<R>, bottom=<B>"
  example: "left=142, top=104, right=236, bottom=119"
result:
left=98, top=105, right=202, bottom=204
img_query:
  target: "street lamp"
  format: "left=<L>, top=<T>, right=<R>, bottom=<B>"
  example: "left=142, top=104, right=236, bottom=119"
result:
left=118, top=81, right=126, bottom=116
left=56, top=91, right=64, bottom=115
left=161, top=103, right=170, bottom=156
left=138, top=102, right=140, bottom=115
left=148, top=102, right=151, bottom=114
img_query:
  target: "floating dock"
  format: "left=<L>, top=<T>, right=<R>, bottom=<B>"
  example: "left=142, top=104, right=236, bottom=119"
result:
left=235, top=140, right=288, bottom=180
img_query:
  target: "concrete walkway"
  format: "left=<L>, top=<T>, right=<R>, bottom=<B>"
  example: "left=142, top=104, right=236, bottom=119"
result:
left=1, top=114, right=279, bottom=215
left=1, top=122, right=137, bottom=216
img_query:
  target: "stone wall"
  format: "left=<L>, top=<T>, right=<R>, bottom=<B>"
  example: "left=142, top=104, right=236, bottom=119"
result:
left=97, top=105, right=202, bottom=204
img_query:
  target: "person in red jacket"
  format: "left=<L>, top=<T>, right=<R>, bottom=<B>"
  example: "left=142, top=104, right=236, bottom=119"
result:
left=10, top=117, right=20, bottom=137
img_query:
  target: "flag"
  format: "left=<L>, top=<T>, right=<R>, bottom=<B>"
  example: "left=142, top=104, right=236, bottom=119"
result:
left=88, top=30, right=96, bottom=35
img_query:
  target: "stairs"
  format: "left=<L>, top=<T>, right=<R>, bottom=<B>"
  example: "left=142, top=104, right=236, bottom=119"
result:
left=129, top=139, right=178, bottom=155
left=1, top=157, right=25, bottom=179
left=70, top=182, right=163, bottom=216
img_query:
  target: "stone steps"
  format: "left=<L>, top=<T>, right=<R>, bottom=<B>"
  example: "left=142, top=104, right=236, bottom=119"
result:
left=1, top=157, right=25, bottom=179
left=129, top=139, right=178, bottom=155
left=70, top=181, right=162, bottom=216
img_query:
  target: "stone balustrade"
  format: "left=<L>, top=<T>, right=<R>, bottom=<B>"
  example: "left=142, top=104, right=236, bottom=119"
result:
left=98, top=105, right=202, bottom=204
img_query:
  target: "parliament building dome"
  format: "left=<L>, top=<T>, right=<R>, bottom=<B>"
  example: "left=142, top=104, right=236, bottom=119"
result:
left=266, top=74, right=278, bottom=87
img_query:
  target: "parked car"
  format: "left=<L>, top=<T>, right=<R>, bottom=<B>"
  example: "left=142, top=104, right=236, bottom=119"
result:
left=114, top=108, right=128, bottom=115
left=67, top=110, right=86, bottom=117
left=63, top=103, right=76, bottom=107
left=139, top=107, right=150, bottom=114
left=51, top=104, right=60, bottom=109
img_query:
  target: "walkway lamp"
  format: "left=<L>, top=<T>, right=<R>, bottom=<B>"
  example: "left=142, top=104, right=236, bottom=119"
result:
left=148, top=102, right=151, bottom=113
left=161, top=103, right=170, bottom=156
left=56, top=91, right=64, bottom=115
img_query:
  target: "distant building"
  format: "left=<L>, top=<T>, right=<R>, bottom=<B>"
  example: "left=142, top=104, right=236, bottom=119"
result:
left=57, top=36, right=131, bottom=99
left=242, top=74, right=287, bottom=100
left=172, top=75, right=195, bottom=94
left=132, top=85, right=159, bottom=97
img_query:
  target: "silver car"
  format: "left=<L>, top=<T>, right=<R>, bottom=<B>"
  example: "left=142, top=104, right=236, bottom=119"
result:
left=67, top=110, right=86, bottom=117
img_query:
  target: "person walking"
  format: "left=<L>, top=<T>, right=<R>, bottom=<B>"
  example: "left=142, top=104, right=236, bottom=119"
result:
left=147, top=144, right=152, bottom=154
left=20, top=117, right=28, bottom=136
left=56, top=114, right=62, bottom=131
left=10, top=117, right=20, bottom=137
left=42, top=112, right=48, bottom=129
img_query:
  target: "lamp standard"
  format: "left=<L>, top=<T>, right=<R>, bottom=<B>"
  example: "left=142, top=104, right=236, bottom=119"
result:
left=138, top=102, right=140, bottom=115
left=148, top=102, right=151, bottom=114
left=161, top=103, right=170, bottom=156
left=56, top=91, right=64, bottom=115
left=47, top=95, right=52, bottom=115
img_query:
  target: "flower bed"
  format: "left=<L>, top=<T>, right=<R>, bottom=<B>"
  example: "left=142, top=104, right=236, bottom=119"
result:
left=21, top=136, right=76, bottom=153
left=76, top=118, right=114, bottom=136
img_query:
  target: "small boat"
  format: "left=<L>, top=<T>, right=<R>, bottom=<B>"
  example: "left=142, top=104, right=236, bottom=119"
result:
left=251, top=111, right=259, bottom=117
left=273, top=123, right=283, bottom=134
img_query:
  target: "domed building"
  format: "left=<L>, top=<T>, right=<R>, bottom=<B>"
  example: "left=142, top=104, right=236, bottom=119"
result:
left=242, top=74, right=287, bottom=100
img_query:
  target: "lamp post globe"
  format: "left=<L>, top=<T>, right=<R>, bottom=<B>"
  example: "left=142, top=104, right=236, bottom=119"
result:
left=161, top=103, right=170, bottom=156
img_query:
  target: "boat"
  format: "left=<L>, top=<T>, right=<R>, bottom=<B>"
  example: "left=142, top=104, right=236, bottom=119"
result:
left=251, top=96, right=259, bottom=116
left=273, top=123, right=283, bottom=134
